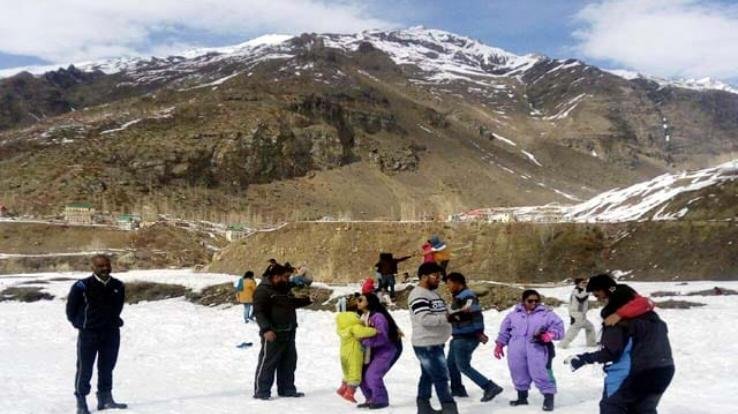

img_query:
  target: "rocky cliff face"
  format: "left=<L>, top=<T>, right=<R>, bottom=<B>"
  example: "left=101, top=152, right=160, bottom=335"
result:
left=1, top=28, right=736, bottom=221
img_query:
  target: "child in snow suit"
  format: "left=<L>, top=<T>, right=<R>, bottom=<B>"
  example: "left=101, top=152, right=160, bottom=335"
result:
left=335, top=295, right=377, bottom=403
left=235, top=271, right=257, bottom=323
left=567, top=278, right=673, bottom=414
left=495, top=289, right=564, bottom=411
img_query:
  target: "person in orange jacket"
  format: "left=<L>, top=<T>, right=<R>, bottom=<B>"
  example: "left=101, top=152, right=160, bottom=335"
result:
left=235, top=271, right=257, bottom=323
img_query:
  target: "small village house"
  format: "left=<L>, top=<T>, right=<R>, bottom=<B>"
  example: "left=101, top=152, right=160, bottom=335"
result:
left=225, top=224, right=249, bottom=241
left=116, top=214, right=141, bottom=230
left=64, top=202, right=95, bottom=225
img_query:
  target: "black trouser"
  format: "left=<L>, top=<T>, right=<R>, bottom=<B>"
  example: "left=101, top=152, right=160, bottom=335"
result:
left=75, top=327, right=120, bottom=397
left=254, top=331, right=298, bottom=398
left=601, top=366, right=675, bottom=414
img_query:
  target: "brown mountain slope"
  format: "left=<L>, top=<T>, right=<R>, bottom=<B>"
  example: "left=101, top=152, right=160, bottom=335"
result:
left=0, top=29, right=736, bottom=221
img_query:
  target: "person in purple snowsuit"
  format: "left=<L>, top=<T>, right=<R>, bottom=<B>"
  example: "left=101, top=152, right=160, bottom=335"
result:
left=495, top=289, right=564, bottom=412
left=357, top=293, right=402, bottom=409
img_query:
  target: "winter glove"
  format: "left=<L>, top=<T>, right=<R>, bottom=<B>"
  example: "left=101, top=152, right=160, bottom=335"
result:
left=494, top=342, right=505, bottom=359
left=477, top=332, right=489, bottom=345
left=533, top=330, right=554, bottom=344
left=564, top=355, right=585, bottom=372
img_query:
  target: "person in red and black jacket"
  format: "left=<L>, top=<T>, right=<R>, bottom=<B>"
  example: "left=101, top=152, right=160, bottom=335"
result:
left=66, top=255, right=127, bottom=414
left=566, top=273, right=673, bottom=414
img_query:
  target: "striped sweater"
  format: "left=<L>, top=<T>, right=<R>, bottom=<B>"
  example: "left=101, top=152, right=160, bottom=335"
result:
left=408, top=286, right=452, bottom=347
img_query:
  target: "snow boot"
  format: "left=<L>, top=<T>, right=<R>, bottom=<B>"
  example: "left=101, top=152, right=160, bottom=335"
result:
left=76, top=395, right=90, bottom=414
left=417, top=398, right=442, bottom=414
left=341, top=386, right=358, bottom=403
left=336, top=382, right=347, bottom=397
left=357, top=401, right=372, bottom=408
left=440, top=401, right=459, bottom=414
left=96, top=392, right=128, bottom=410
left=451, top=385, right=469, bottom=398
left=510, top=390, right=529, bottom=406
left=369, top=402, right=389, bottom=409
left=280, top=391, right=305, bottom=398
left=543, top=393, right=554, bottom=411
left=481, top=382, right=504, bottom=402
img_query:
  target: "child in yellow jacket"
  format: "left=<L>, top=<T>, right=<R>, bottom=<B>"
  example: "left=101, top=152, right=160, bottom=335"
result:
left=335, top=294, right=377, bottom=403
left=235, top=271, right=257, bottom=323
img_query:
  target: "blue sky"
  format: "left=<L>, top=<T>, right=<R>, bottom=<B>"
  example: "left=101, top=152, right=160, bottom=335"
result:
left=0, top=0, right=736, bottom=83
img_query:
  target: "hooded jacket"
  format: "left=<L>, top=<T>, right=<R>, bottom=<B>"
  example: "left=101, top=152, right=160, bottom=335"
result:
left=253, top=277, right=311, bottom=335
left=336, top=312, right=377, bottom=385
left=577, top=311, right=674, bottom=397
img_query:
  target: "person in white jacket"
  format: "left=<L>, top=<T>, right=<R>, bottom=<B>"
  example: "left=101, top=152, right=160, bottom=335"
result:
left=559, top=278, right=597, bottom=348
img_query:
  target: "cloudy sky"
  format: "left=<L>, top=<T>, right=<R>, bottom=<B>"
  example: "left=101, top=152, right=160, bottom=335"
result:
left=1, top=0, right=737, bottom=83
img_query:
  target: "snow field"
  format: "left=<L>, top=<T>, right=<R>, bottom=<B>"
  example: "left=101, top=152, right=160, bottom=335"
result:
left=1, top=271, right=737, bottom=413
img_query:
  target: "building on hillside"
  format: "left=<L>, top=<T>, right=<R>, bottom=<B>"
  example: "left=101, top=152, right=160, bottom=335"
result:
left=448, top=205, right=567, bottom=223
left=0, top=204, right=7, bottom=217
left=116, top=214, right=141, bottom=230
left=225, top=224, right=249, bottom=241
left=64, top=203, right=95, bottom=225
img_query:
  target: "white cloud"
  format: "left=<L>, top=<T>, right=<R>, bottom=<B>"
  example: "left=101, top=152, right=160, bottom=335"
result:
left=574, top=0, right=738, bottom=79
left=0, top=0, right=394, bottom=63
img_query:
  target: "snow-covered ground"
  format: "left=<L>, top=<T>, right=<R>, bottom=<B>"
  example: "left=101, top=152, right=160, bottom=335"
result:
left=2, top=269, right=737, bottom=413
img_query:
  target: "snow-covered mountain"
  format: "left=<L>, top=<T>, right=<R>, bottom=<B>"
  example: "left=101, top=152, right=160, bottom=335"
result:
left=1, top=27, right=737, bottom=221
left=451, top=159, right=737, bottom=223
left=2, top=27, right=735, bottom=96
left=605, top=69, right=738, bottom=95
left=566, top=159, right=738, bottom=222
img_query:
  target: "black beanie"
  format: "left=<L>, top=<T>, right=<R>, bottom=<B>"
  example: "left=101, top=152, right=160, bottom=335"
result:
left=586, top=273, right=617, bottom=292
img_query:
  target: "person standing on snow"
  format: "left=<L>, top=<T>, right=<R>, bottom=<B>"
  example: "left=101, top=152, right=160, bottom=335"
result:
left=252, top=264, right=312, bottom=400
left=235, top=271, right=257, bottom=323
left=335, top=294, right=377, bottom=404
left=559, top=278, right=597, bottom=348
left=444, top=272, right=504, bottom=403
left=494, top=289, right=564, bottom=412
left=66, top=255, right=128, bottom=414
left=408, top=262, right=458, bottom=414
left=566, top=274, right=674, bottom=413
left=375, top=252, right=411, bottom=299
left=356, top=293, right=403, bottom=409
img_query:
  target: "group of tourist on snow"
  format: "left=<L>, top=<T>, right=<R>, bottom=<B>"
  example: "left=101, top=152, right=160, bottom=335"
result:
left=64, top=235, right=674, bottom=414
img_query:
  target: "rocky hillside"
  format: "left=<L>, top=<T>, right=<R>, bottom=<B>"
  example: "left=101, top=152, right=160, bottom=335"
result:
left=0, top=222, right=224, bottom=274
left=1, top=28, right=737, bottom=221
left=207, top=220, right=737, bottom=283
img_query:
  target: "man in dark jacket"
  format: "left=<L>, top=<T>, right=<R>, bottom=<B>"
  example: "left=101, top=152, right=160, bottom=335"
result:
left=566, top=279, right=675, bottom=414
left=445, top=272, right=503, bottom=403
left=374, top=252, right=410, bottom=299
left=66, top=255, right=127, bottom=414
left=253, top=263, right=312, bottom=400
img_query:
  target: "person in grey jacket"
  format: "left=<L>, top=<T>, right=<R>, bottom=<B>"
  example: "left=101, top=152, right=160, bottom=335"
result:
left=408, top=262, right=457, bottom=414
left=559, top=278, right=597, bottom=348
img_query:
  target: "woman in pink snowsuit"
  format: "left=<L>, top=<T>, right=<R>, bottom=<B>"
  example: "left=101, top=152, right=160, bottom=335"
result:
left=495, top=290, right=564, bottom=411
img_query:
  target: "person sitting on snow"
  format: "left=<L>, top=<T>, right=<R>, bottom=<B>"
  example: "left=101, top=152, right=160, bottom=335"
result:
left=565, top=274, right=674, bottom=414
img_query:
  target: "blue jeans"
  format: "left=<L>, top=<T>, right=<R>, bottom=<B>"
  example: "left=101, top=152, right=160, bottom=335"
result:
left=243, top=303, right=253, bottom=323
left=414, top=345, right=454, bottom=403
left=447, top=336, right=492, bottom=391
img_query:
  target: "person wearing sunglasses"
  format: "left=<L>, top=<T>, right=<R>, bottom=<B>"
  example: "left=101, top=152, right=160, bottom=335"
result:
left=494, top=290, right=564, bottom=411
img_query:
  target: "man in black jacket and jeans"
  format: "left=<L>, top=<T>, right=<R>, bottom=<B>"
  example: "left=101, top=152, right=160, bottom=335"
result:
left=253, top=263, right=312, bottom=400
left=66, top=255, right=128, bottom=414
